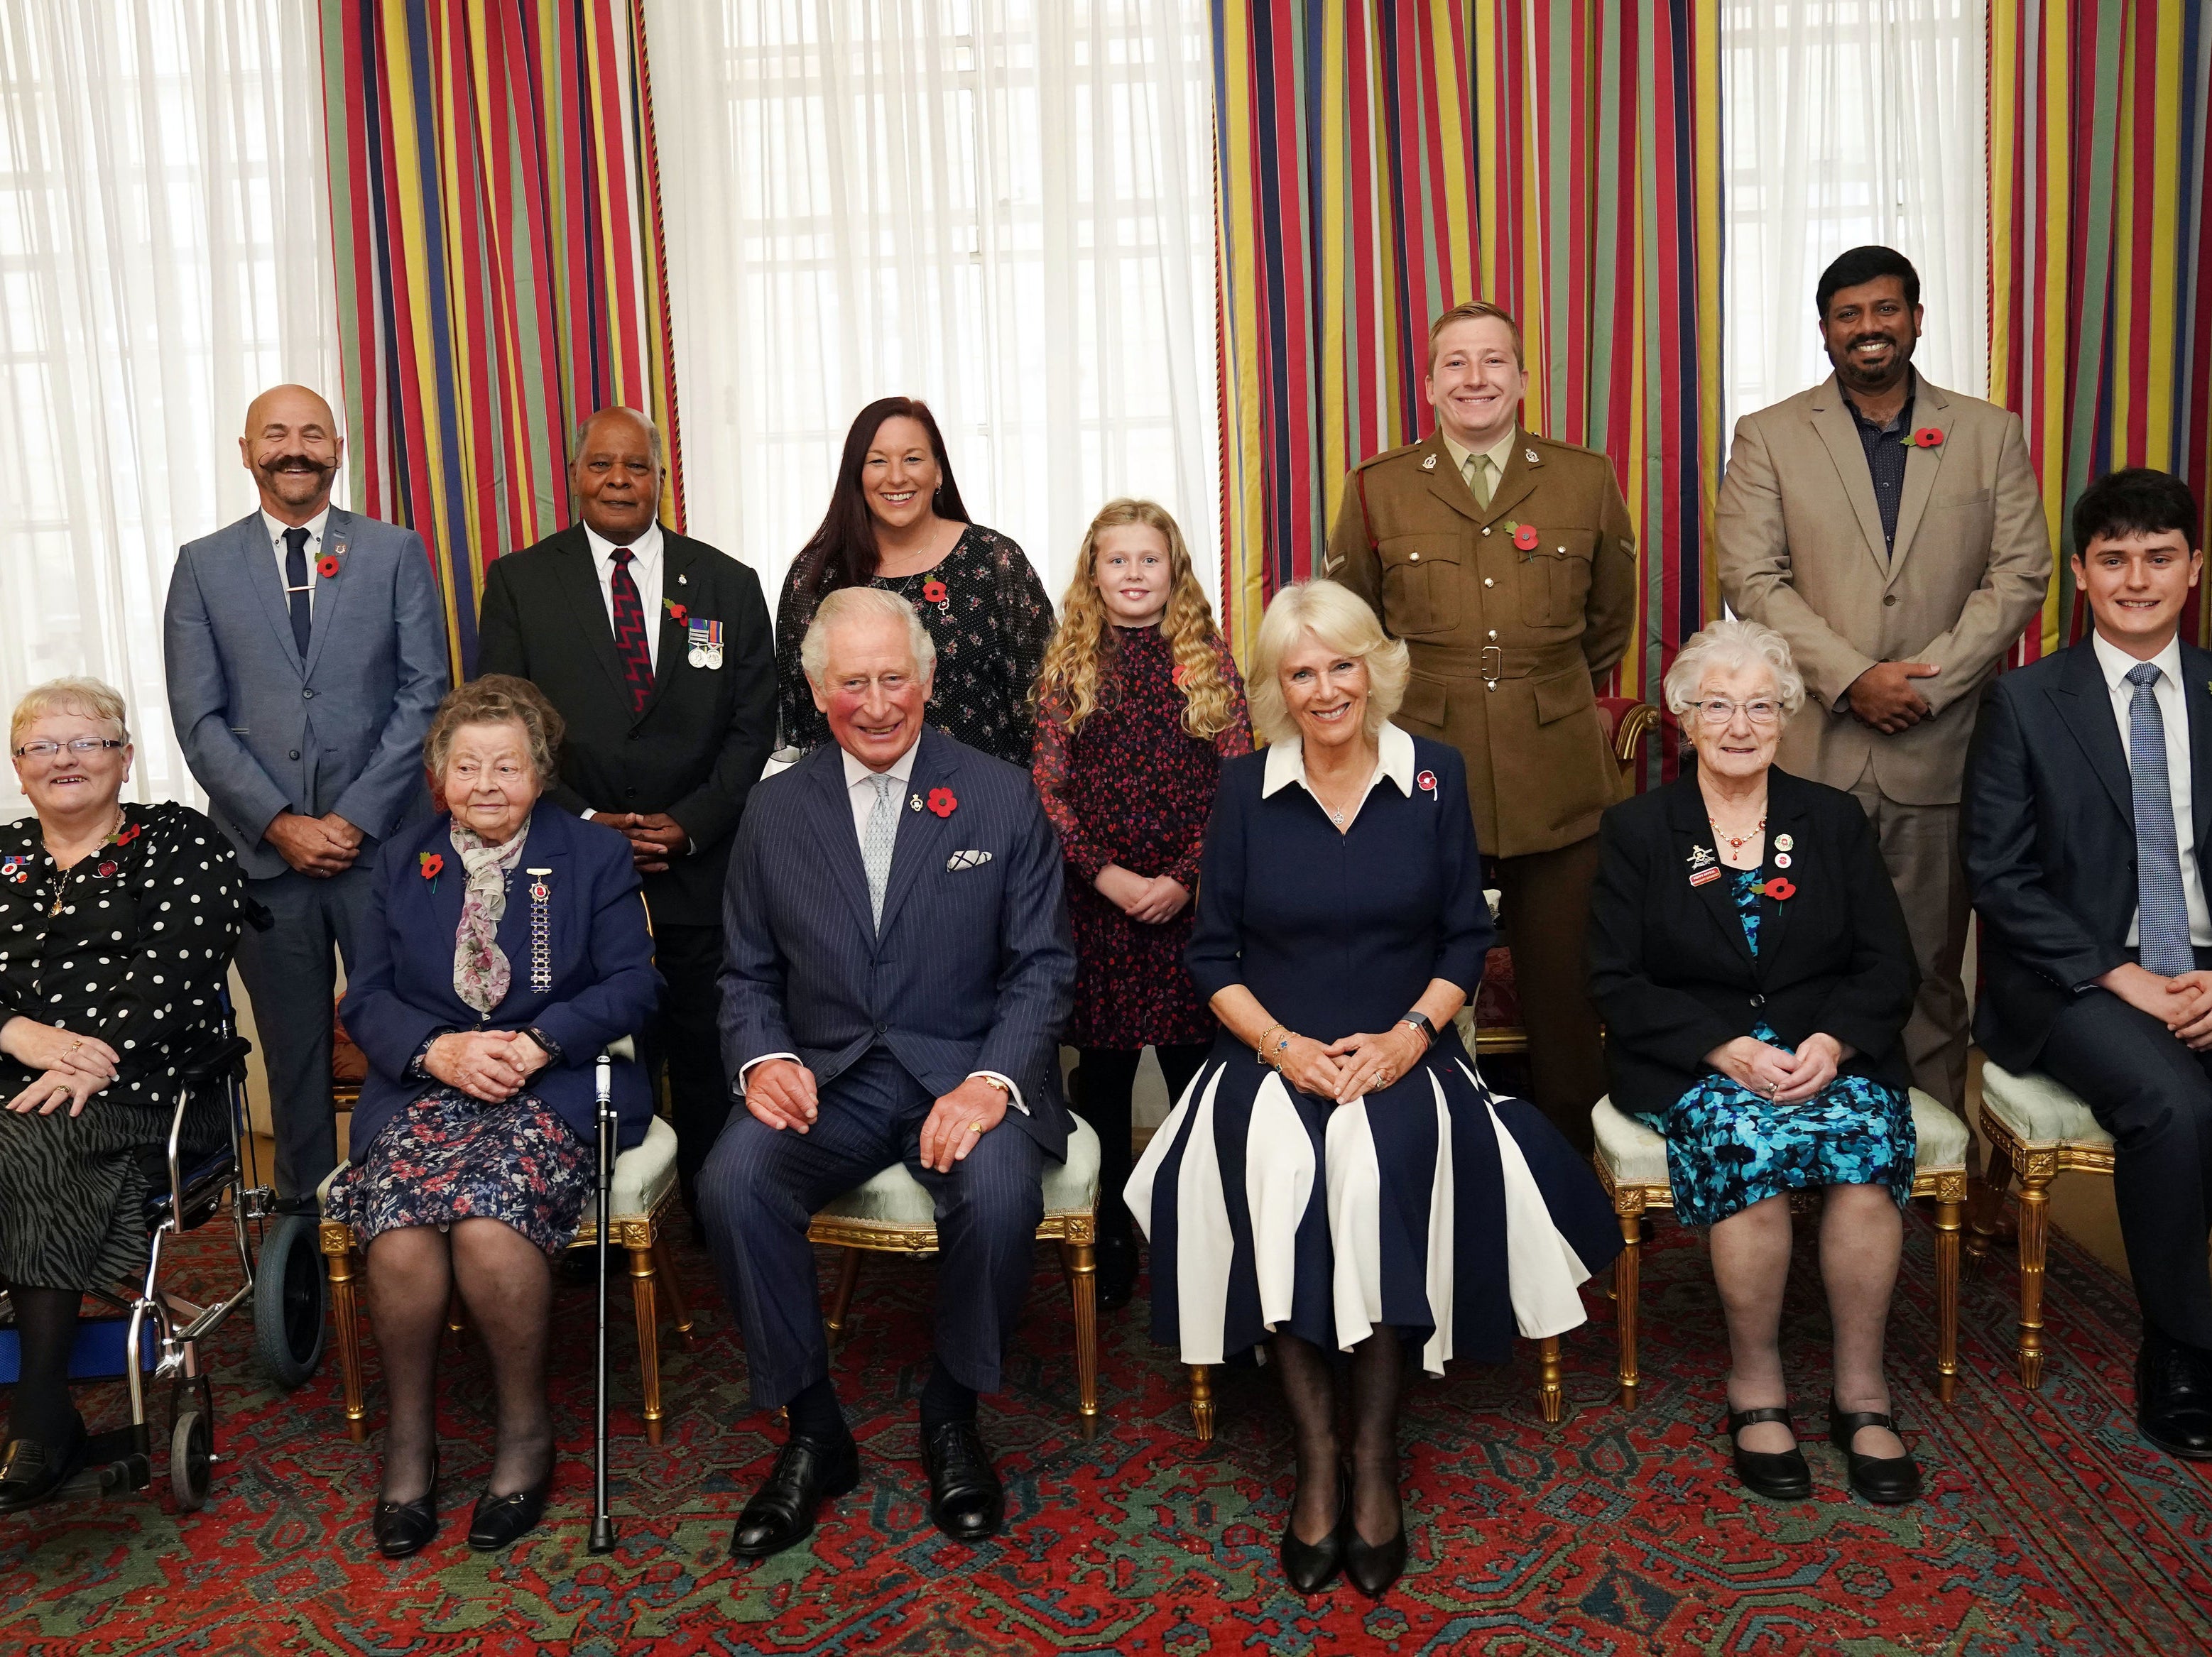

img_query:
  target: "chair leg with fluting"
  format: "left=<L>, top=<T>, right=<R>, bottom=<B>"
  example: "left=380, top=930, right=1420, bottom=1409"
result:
left=1188, top=1364, right=1214, bottom=1442
left=1537, top=1335, right=1564, bottom=1424
left=1934, top=1194, right=1962, bottom=1404
left=651, top=1235, right=694, bottom=1343
left=628, top=1246, right=665, bottom=1445
left=2015, top=1162, right=2056, bottom=1389
left=324, top=1237, right=369, bottom=1444
left=1060, top=1235, right=1100, bottom=1440
left=824, top=1247, right=863, bottom=1346
left=1613, top=1205, right=1643, bottom=1409
left=1966, top=1149, right=2014, bottom=1268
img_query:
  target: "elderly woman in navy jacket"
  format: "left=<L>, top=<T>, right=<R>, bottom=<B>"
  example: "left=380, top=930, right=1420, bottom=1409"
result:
left=333, top=675, right=658, bottom=1558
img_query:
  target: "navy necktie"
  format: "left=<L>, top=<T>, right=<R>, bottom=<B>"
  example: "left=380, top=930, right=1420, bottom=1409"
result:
left=283, top=526, right=312, bottom=657
left=2126, top=662, right=2196, bottom=976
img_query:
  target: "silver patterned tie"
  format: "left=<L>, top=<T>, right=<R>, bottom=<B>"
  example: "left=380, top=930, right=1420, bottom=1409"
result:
left=862, top=772, right=900, bottom=930
left=2127, top=662, right=2196, bottom=976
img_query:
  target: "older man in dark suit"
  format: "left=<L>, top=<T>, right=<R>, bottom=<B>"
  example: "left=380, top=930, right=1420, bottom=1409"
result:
left=476, top=406, right=776, bottom=1201
left=699, top=584, right=1074, bottom=1560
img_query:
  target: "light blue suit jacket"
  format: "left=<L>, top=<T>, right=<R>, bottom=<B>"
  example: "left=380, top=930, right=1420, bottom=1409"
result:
left=163, top=508, right=450, bottom=880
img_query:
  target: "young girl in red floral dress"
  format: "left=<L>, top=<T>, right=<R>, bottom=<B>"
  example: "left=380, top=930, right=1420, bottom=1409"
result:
left=1033, top=500, right=1251, bottom=1310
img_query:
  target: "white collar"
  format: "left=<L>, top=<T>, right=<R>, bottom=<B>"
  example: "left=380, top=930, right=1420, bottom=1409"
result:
left=261, top=506, right=330, bottom=545
left=584, top=519, right=663, bottom=564
left=1261, top=722, right=1417, bottom=799
left=841, top=737, right=921, bottom=792
left=2091, top=628, right=2185, bottom=694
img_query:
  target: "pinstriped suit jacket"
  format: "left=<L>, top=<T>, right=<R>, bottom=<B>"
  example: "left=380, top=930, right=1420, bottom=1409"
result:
left=717, top=727, right=1076, bottom=1159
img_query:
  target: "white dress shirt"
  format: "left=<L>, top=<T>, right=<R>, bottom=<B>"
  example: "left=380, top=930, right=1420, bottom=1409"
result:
left=738, top=734, right=1025, bottom=1111
left=262, top=507, right=331, bottom=616
left=2091, top=629, right=2212, bottom=946
left=584, top=519, right=665, bottom=670
left=1259, top=721, right=1419, bottom=821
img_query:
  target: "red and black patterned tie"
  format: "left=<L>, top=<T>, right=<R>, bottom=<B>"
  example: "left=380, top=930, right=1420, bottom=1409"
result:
left=608, top=547, right=653, bottom=713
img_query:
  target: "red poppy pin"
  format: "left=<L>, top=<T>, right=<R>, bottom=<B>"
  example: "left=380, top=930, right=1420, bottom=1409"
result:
left=114, top=821, right=141, bottom=847
left=418, top=851, right=445, bottom=885
left=1760, top=876, right=1797, bottom=901
left=926, top=787, right=958, bottom=819
left=1902, top=427, right=1944, bottom=449
left=922, top=579, right=950, bottom=605
left=1416, top=769, right=1438, bottom=795
left=664, top=598, right=688, bottom=623
left=96, top=860, right=117, bottom=878
left=316, top=553, right=341, bottom=579
left=1512, top=523, right=1540, bottom=552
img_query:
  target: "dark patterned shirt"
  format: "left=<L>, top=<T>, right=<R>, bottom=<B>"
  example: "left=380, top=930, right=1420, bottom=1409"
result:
left=1846, top=370, right=1917, bottom=557
left=775, top=523, right=1056, bottom=768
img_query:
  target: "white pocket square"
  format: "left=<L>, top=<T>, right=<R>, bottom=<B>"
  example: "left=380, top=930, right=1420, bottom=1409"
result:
left=947, top=849, right=993, bottom=871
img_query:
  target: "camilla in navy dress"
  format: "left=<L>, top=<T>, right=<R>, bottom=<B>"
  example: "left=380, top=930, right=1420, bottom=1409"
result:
left=1126, top=726, right=1620, bottom=1372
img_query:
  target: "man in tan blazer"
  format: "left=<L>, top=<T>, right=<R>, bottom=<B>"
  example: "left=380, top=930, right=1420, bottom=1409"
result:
left=1718, top=245, right=2049, bottom=1112
left=1329, top=299, right=1639, bottom=1150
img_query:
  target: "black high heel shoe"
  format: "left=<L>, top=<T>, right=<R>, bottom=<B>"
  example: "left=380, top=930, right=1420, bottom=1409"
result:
left=1829, top=1398, right=1922, bottom=1504
left=468, top=1469, right=553, bottom=1551
left=1344, top=1511, right=1407, bottom=1598
left=1278, top=1467, right=1348, bottom=1594
left=1723, top=1404, right=1812, bottom=1501
left=371, top=1450, right=440, bottom=1559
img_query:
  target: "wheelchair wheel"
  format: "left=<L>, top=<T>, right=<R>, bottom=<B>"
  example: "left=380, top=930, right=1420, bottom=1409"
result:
left=254, top=1213, right=327, bottom=1389
left=170, top=1410, right=212, bottom=1513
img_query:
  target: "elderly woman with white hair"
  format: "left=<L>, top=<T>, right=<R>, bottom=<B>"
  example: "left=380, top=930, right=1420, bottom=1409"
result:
left=1588, top=617, right=1922, bottom=1506
left=0, top=678, right=244, bottom=1512
left=1127, top=581, right=1619, bottom=1598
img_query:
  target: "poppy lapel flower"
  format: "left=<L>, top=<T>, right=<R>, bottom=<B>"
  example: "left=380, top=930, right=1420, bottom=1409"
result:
left=1511, top=523, right=1540, bottom=552
left=1416, top=769, right=1438, bottom=797
left=926, top=787, right=958, bottom=819
left=418, top=851, right=445, bottom=887
left=114, top=821, right=141, bottom=848
left=922, top=579, right=950, bottom=606
left=1901, top=427, right=1944, bottom=449
left=664, top=598, right=688, bottom=624
left=1760, top=876, right=1797, bottom=902
left=316, top=552, right=342, bottom=579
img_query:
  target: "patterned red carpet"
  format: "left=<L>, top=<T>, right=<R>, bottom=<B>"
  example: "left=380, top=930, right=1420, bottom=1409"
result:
left=2, top=1204, right=2209, bottom=1656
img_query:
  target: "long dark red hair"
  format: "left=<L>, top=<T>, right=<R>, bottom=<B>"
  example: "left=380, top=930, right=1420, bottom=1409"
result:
left=790, top=396, right=971, bottom=600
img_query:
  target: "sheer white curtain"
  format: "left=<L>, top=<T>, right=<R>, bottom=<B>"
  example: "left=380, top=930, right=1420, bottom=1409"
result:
left=645, top=0, right=1220, bottom=620
left=0, top=0, right=342, bottom=816
left=1721, top=0, right=1988, bottom=434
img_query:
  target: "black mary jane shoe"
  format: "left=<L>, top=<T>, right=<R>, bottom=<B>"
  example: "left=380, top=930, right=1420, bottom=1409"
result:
left=1278, top=1468, right=1348, bottom=1595
left=371, top=1453, right=440, bottom=1559
left=921, top=1420, right=1006, bottom=1543
left=1724, top=1405, right=1813, bottom=1502
left=729, top=1434, right=861, bottom=1561
left=468, top=1472, right=553, bottom=1552
left=1829, top=1399, right=1922, bottom=1505
left=0, top=1418, right=87, bottom=1515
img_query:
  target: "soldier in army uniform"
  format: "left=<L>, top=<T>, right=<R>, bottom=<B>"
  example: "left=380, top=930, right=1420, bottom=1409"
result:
left=1327, top=300, right=1638, bottom=1152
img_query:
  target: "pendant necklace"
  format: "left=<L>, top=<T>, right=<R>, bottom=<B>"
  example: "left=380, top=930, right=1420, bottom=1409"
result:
left=1709, top=814, right=1766, bottom=855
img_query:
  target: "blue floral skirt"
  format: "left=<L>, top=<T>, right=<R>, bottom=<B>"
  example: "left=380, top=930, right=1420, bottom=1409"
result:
left=1630, top=1025, right=1917, bottom=1227
left=326, top=1087, right=590, bottom=1257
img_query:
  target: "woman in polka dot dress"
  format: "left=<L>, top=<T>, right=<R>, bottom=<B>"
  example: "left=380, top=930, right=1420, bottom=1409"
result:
left=0, top=678, right=244, bottom=1511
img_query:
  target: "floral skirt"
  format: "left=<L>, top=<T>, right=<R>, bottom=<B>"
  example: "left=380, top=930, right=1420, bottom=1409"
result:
left=325, top=1088, right=590, bottom=1257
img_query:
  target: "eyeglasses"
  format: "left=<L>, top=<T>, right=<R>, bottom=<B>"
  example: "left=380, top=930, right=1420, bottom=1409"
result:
left=13, top=738, right=126, bottom=759
left=1690, top=698, right=1782, bottom=728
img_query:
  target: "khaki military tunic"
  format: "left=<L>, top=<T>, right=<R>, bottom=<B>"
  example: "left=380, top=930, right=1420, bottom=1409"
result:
left=1326, top=425, right=1638, bottom=858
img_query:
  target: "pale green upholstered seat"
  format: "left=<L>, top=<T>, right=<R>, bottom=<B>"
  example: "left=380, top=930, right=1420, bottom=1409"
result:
left=1591, top=1088, right=1966, bottom=1188
left=1978, top=1061, right=2113, bottom=1150
left=811, top=1114, right=1102, bottom=1228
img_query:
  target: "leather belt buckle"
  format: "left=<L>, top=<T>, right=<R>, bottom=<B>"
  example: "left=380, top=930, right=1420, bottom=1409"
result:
left=1480, top=645, right=1504, bottom=682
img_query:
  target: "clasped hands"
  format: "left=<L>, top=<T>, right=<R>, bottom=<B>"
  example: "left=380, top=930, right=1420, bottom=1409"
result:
left=1270, top=1022, right=1429, bottom=1106
left=1093, top=863, right=1189, bottom=924
left=2098, top=962, right=2212, bottom=1050
left=267, top=811, right=364, bottom=878
left=1, top=1015, right=120, bottom=1117
left=1704, top=1032, right=1850, bottom=1103
left=746, top=1059, right=1007, bottom=1174
left=590, top=811, right=690, bottom=874
left=425, top=1029, right=552, bottom=1103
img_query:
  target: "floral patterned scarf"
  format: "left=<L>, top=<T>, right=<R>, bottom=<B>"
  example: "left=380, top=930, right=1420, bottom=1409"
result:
left=449, top=819, right=531, bottom=1015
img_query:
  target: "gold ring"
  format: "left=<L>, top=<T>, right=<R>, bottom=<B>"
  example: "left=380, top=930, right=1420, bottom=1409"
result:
left=969, top=1120, right=985, bottom=1133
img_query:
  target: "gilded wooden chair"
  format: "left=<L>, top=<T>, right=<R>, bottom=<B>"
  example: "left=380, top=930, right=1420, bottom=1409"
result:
left=1591, top=1089, right=1969, bottom=1407
left=1969, top=1060, right=2116, bottom=1389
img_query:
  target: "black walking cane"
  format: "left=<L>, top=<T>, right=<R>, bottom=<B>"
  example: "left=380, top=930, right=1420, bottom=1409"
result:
left=589, top=1039, right=631, bottom=1555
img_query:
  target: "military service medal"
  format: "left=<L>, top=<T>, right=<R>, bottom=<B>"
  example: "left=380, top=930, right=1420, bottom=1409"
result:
left=686, top=617, right=724, bottom=669
left=526, top=868, right=553, bottom=992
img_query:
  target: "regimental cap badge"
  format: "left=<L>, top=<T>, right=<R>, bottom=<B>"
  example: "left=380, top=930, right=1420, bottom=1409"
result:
left=1687, top=843, right=1716, bottom=869
left=1421, top=453, right=1437, bottom=471
left=1525, top=448, right=1540, bottom=465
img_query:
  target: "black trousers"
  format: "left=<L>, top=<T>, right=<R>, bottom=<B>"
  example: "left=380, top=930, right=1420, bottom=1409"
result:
left=2036, top=986, right=2212, bottom=1350
left=1492, top=834, right=1607, bottom=1154
left=1075, top=1044, right=1210, bottom=1235
left=642, top=919, right=731, bottom=1198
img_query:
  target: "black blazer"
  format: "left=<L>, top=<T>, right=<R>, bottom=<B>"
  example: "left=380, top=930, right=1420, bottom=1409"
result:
left=1588, top=764, right=1919, bottom=1115
left=476, top=525, right=776, bottom=924
left=1962, top=637, right=2212, bottom=1070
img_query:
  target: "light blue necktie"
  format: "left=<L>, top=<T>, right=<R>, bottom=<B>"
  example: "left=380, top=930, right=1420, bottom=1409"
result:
left=2126, top=662, right=2196, bottom=976
left=862, top=772, right=900, bottom=930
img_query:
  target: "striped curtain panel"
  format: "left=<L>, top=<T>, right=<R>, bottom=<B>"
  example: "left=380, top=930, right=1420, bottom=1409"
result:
left=1991, top=0, right=2212, bottom=655
left=318, top=0, right=682, bottom=674
left=1213, top=0, right=1722, bottom=743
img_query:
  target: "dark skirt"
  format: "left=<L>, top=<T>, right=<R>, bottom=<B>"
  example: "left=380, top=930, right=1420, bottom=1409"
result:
left=326, top=1087, right=590, bottom=1258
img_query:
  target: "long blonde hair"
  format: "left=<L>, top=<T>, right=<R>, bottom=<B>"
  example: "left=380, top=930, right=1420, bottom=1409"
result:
left=1034, top=499, right=1239, bottom=738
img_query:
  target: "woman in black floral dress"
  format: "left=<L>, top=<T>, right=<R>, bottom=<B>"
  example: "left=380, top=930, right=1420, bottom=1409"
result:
left=777, top=396, right=1055, bottom=767
left=1033, top=500, right=1251, bottom=1308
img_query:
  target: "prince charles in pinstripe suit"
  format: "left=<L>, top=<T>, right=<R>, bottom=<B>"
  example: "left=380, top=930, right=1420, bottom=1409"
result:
left=700, top=586, right=1074, bottom=1559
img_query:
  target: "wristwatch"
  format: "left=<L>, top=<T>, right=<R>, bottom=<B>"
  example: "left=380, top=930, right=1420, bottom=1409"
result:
left=1398, top=1011, right=1436, bottom=1046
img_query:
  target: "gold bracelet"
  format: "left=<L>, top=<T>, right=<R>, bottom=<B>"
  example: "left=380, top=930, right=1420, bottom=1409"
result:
left=1255, top=1022, right=1287, bottom=1059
